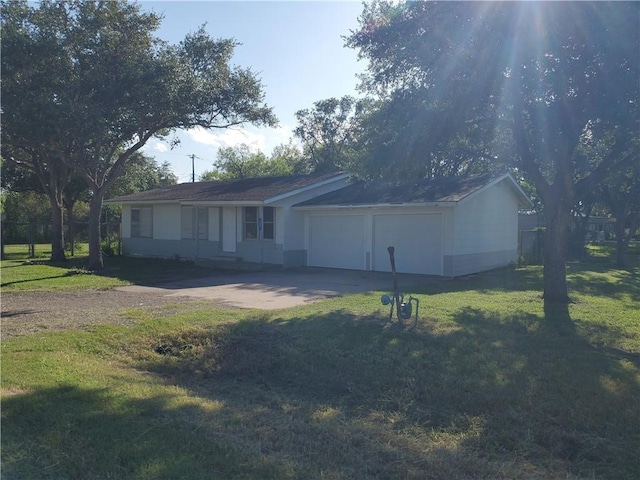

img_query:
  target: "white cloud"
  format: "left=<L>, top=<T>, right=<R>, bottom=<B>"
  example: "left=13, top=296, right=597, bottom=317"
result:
left=142, top=139, right=169, bottom=153
left=154, top=142, right=170, bottom=153
left=186, top=124, right=296, bottom=154
left=187, top=126, right=265, bottom=150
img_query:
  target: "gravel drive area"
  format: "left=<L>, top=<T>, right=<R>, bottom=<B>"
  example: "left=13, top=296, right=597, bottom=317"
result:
left=1, top=290, right=217, bottom=339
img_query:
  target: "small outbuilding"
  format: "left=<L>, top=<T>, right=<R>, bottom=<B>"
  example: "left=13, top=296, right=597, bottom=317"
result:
left=106, top=171, right=532, bottom=276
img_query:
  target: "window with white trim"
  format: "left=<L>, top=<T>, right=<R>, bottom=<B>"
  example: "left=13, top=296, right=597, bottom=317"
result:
left=131, top=207, right=152, bottom=238
left=243, top=206, right=275, bottom=240
left=244, top=206, right=258, bottom=240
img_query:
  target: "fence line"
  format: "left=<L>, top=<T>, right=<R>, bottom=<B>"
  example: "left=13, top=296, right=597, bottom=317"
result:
left=1, top=221, right=121, bottom=258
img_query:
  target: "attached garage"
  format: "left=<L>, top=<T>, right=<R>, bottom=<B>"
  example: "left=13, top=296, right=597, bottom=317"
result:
left=305, top=210, right=444, bottom=275
left=296, top=173, right=533, bottom=277
left=308, top=214, right=366, bottom=270
left=372, top=213, right=443, bottom=275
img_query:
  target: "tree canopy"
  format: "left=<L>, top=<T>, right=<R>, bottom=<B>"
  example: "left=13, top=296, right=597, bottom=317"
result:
left=347, top=1, right=639, bottom=305
left=1, top=0, right=276, bottom=269
left=294, top=96, right=365, bottom=174
left=200, top=144, right=294, bottom=180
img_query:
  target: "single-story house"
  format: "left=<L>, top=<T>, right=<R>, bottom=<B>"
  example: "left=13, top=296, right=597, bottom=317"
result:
left=106, top=171, right=533, bottom=277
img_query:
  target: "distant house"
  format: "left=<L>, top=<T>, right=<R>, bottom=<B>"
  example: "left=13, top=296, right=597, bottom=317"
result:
left=106, top=172, right=532, bottom=277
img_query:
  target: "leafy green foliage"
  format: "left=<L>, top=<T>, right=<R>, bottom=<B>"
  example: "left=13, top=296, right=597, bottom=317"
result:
left=294, top=96, right=365, bottom=173
left=108, top=154, right=178, bottom=197
left=347, top=1, right=639, bottom=303
left=1, top=0, right=276, bottom=269
left=200, top=144, right=294, bottom=180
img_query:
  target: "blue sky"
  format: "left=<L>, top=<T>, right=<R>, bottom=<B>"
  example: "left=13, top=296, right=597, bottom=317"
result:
left=139, top=1, right=366, bottom=182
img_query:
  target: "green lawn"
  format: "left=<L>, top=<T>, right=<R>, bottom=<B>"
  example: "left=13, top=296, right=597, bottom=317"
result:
left=1, top=245, right=639, bottom=479
left=1, top=244, right=219, bottom=291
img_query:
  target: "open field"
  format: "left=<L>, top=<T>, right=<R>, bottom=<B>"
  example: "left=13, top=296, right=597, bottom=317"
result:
left=1, top=245, right=639, bottom=479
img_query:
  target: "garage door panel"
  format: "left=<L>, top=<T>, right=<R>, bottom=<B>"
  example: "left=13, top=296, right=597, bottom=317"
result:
left=373, top=214, right=442, bottom=275
left=309, top=215, right=365, bottom=270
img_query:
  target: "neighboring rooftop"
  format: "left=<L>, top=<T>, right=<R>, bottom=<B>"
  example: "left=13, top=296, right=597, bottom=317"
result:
left=107, top=172, right=346, bottom=204
left=294, top=172, right=499, bottom=207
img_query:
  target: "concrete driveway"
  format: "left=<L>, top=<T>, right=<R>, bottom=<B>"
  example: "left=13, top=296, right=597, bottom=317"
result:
left=116, top=268, right=426, bottom=310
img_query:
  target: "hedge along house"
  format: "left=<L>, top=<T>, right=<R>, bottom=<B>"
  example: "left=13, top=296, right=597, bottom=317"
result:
left=106, top=172, right=532, bottom=276
left=105, top=172, right=351, bottom=267
left=293, top=172, right=533, bottom=277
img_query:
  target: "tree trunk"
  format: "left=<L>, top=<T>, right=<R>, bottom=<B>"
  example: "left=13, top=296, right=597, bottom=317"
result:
left=66, top=204, right=75, bottom=257
left=616, top=239, right=628, bottom=268
left=87, top=192, right=104, bottom=270
left=543, top=205, right=571, bottom=305
left=48, top=190, right=67, bottom=262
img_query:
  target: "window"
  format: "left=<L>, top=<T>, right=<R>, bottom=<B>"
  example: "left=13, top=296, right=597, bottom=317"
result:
left=244, top=207, right=258, bottom=240
left=243, top=206, right=274, bottom=241
left=131, top=207, right=152, bottom=238
left=181, top=206, right=194, bottom=239
left=262, top=206, right=274, bottom=240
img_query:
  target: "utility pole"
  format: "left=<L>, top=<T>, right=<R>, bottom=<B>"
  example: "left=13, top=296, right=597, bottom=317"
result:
left=188, top=154, right=197, bottom=182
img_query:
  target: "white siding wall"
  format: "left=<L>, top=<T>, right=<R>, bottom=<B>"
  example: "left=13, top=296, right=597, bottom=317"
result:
left=275, top=208, right=285, bottom=244
left=283, top=209, right=305, bottom=249
left=153, top=204, right=181, bottom=240
left=271, top=177, right=351, bottom=250
left=453, top=181, right=518, bottom=255
left=121, top=205, right=131, bottom=238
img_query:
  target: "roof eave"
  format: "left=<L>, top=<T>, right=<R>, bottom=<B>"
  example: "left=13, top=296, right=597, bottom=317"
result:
left=293, top=201, right=457, bottom=210
left=264, top=173, right=350, bottom=204
left=105, top=199, right=266, bottom=206
left=457, top=173, right=534, bottom=209
left=104, top=199, right=179, bottom=205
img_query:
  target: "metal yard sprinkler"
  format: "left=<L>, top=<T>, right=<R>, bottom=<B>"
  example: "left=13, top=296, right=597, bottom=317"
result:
left=380, top=292, right=419, bottom=324
left=381, top=246, right=419, bottom=326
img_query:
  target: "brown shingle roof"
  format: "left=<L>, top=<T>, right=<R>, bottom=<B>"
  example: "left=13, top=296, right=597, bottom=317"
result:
left=107, top=172, right=345, bottom=203
left=294, top=173, right=497, bottom=206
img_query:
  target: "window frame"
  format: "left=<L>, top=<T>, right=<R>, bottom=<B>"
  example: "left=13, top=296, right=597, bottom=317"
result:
left=131, top=206, right=153, bottom=239
left=243, top=206, right=275, bottom=241
left=243, top=206, right=259, bottom=240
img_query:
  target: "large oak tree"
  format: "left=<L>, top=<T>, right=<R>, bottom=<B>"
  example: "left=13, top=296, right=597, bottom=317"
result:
left=347, top=1, right=639, bottom=305
left=1, top=0, right=276, bottom=269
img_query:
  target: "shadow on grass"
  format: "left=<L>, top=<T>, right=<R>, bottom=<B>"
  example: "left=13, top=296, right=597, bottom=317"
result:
left=3, top=308, right=638, bottom=478
left=130, top=309, right=638, bottom=478
left=1, top=385, right=294, bottom=480
left=407, top=266, right=544, bottom=297
left=1, top=274, right=75, bottom=287
left=0, top=255, right=222, bottom=288
left=3, top=252, right=639, bottom=478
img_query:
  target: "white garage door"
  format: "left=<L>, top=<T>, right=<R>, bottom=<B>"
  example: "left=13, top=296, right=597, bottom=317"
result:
left=373, top=214, right=443, bottom=275
left=309, top=215, right=365, bottom=270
